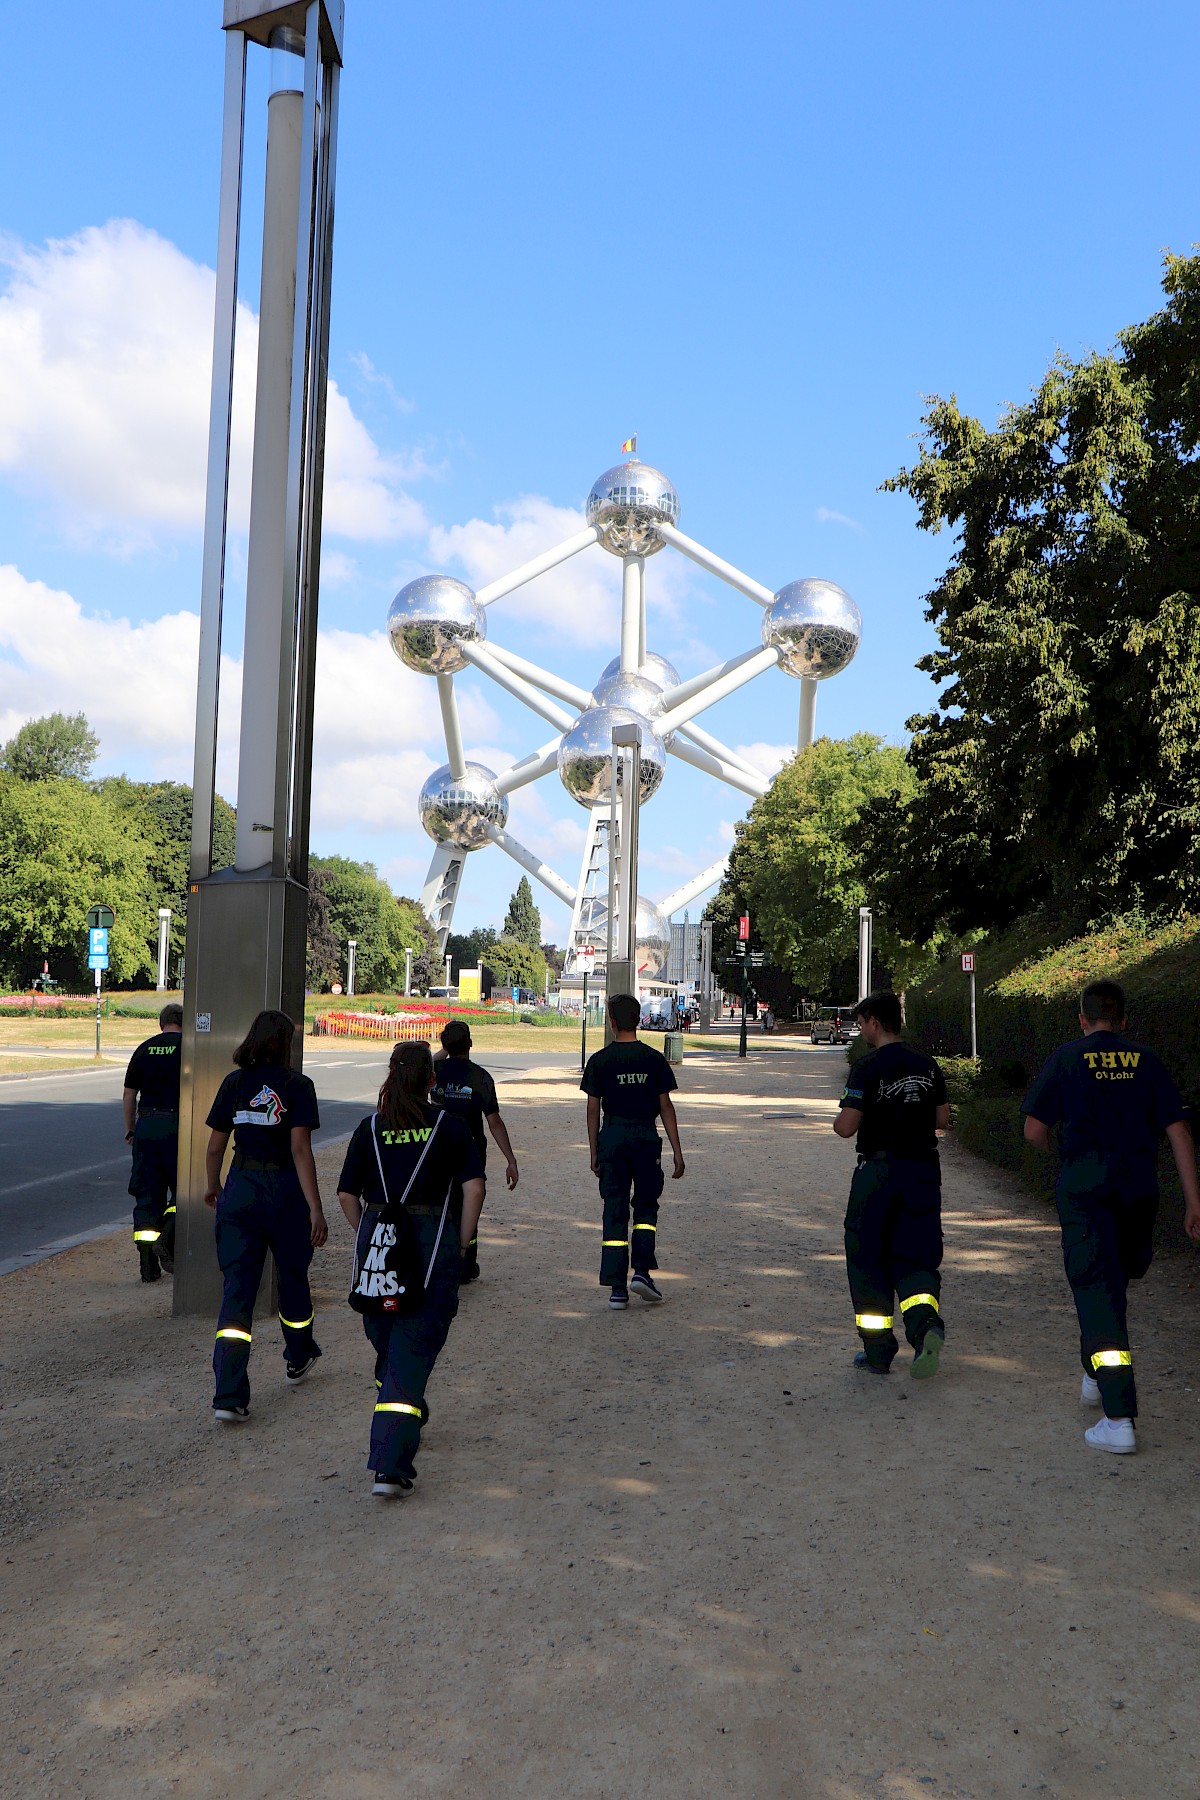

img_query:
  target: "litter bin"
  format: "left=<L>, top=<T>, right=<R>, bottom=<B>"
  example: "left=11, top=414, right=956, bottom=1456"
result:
left=664, top=1031, right=684, bottom=1065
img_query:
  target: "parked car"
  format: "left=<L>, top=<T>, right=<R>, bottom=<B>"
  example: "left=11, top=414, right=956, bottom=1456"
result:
left=809, top=1007, right=852, bottom=1045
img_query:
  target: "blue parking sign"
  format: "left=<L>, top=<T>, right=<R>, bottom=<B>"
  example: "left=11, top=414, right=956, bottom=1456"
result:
left=89, top=927, right=109, bottom=957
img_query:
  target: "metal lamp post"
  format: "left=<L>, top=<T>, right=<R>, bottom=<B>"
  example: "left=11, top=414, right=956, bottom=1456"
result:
left=175, top=0, right=343, bottom=1316
left=858, top=905, right=873, bottom=1001
left=347, top=937, right=357, bottom=998
left=156, top=908, right=172, bottom=991
left=604, top=721, right=642, bottom=1041
left=404, top=946, right=413, bottom=997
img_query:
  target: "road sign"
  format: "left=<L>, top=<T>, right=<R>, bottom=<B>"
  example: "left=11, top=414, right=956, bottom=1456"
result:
left=579, top=945, right=596, bottom=972
left=86, top=905, right=115, bottom=932
left=734, top=941, right=747, bottom=956
left=749, top=953, right=767, bottom=966
left=738, top=913, right=750, bottom=942
left=87, top=952, right=109, bottom=971
left=511, top=986, right=520, bottom=1003
left=89, top=927, right=109, bottom=958
left=961, top=953, right=975, bottom=973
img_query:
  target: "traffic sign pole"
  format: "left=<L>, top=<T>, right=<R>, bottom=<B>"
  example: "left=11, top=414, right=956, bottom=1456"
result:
left=961, top=953, right=978, bottom=1060
left=95, top=965, right=102, bottom=1059
left=739, top=954, right=749, bottom=1059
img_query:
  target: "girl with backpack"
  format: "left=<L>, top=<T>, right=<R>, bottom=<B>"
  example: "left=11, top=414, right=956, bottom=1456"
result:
left=337, top=1039, right=485, bottom=1498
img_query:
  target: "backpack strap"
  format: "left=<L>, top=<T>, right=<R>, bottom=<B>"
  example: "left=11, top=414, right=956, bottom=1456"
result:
left=371, top=1109, right=443, bottom=1207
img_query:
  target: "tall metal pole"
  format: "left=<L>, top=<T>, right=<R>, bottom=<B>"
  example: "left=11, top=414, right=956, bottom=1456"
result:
left=605, top=722, right=642, bottom=1040
left=798, top=677, right=818, bottom=751
left=738, top=955, right=748, bottom=1059
left=347, top=937, right=357, bottom=998
left=404, top=946, right=413, bottom=997
left=699, top=919, right=713, bottom=1032
left=969, top=969, right=978, bottom=1060
left=157, top=908, right=172, bottom=991
left=858, top=905, right=873, bottom=1000
left=620, top=556, right=644, bottom=673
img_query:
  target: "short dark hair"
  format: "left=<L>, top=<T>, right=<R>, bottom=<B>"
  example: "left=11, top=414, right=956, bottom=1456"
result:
left=159, top=1003, right=183, bottom=1029
left=853, top=991, right=903, bottom=1035
left=441, top=1019, right=472, bottom=1056
left=608, top=993, right=641, bottom=1033
left=1080, top=980, right=1126, bottom=1026
left=233, top=1008, right=296, bottom=1069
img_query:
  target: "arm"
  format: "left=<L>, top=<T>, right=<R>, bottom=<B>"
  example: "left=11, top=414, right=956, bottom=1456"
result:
left=460, top=1175, right=486, bottom=1251
left=337, top=1188, right=364, bottom=1230
left=659, top=1092, right=685, bottom=1178
left=587, top=1095, right=602, bottom=1175
left=486, top=1111, right=519, bottom=1190
left=290, top=1126, right=328, bottom=1247
left=832, top=1105, right=862, bottom=1140
left=935, top=1102, right=951, bottom=1133
left=1023, top=1114, right=1053, bottom=1150
left=122, top=1086, right=138, bottom=1142
left=204, top=1129, right=230, bottom=1206
left=1165, top=1119, right=1200, bottom=1241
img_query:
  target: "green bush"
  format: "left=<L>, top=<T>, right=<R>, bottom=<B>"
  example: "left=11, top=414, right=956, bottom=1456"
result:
left=516, top=1011, right=574, bottom=1028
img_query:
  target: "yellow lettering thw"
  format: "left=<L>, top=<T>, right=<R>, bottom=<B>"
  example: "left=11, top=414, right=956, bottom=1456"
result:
left=1118, top=1052, right=1141, bottom=1069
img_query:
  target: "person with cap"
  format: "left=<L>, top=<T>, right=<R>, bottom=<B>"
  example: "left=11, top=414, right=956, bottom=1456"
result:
left=581, top=993, right=685, bottom=1310
left=832, top=990, right=949, bottom=1378
left=202, top=1009, right=328, bottom=1423
left=337, top=1039, right=484, bottom=1499
left=122, top=1002, right=184, bottom=1282
left=1022, top=978, right=1200, bottom=1455
left=431, top=1019, right=518, bottom=1283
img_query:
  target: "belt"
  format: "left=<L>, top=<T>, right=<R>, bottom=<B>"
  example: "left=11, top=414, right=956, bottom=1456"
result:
left=138, top=1108, right=178, bottom=1118
left=232, top=1154, right=291, bottom=1174
left=857, top=1150, right=938, bottom=1167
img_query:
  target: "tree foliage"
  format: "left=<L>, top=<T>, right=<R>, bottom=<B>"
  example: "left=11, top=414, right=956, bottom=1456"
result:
left=485, top=935, right=547, bottom=995
left=446, top=925, right=498, bottom=978
left=309, top=856, right=438, bottom=993
left=876, top=250, right=1200, bottom=940
left=502, top=876, right=541, bottom=949
left=0, top=712, right=99, bottom=782
left=97, top=777, right=236, bottom=971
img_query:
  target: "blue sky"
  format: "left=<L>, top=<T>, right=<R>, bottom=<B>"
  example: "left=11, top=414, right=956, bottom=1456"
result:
left=1, top=1, right=1197, bottom=944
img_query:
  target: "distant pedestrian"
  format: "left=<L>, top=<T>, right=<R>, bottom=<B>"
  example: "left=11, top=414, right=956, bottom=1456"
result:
left=432, top=1019, right=519, bottom=1283
left=833, top=991, right=949, bottom=1378
left=581, top=993, right=685, bottom=1311
left=122, top=1003, right=183, bottom=1282
left=203, top=1010, right=328, bottom=1423
left=1022, top=979, right=1200, bottom=1455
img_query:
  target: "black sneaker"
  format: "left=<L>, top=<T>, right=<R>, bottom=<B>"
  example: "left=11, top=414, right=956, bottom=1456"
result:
left=853, top=1351, right=890, bottom=1376
left=213, top=1404, right=251, bottom=1423
left=285, top=1347, right=322, bottom=1386
left=156, top=1248, right=174, bottom=1274
left=630, top=1271, right=664, bottom=1304
left=609, top=1286, right=629, bottom=1310
left=139, top=1246, right=161, bottom=1283
left=372, top=1472, right=415, bottom=1498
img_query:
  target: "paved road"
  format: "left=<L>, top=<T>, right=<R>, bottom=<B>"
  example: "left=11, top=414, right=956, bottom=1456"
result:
left=0, top=1047, right=572, bottom=1277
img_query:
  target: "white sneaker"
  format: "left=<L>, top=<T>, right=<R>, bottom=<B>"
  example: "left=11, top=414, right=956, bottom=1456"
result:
left=1084, top=1416, right=1136, bottom=1455
left=1080, top=1374, right=1101, bottom=1407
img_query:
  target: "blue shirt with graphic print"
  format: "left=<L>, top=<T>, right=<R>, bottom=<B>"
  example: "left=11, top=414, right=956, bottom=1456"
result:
left=841, top=1042, right=947, bottom=1162
left=1022, top=1033, right=1184, bottom=1175
left=207, top=1062, right=320, bottom=1167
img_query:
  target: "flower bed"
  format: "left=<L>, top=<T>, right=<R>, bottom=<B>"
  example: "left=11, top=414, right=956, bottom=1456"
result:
left=313, top=1010, right=436, bottom=1042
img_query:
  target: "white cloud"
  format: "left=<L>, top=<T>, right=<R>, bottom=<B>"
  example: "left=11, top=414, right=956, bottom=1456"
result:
left=348, top=352, right=416, bottom=414
left=0, top=219, right=426, bottom=544
left=815, top=505, right=862, bottom=531
left=734, top=741, right=794, bottom=778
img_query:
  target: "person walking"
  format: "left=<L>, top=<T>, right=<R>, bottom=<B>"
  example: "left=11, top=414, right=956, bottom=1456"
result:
left=1022, top=979, right=1200, bottom=1455
left=122, top=1002, right=183, bottom=1282
left=431, top=1019, right=518, bottom=1283
left=581, top=993, right=685, bottom=1311
left=337, top=1040, right=485, bottom=1498
left=203, top=1010, right=328, bottom=1423
left=833, top=990, right=949, bottom=1378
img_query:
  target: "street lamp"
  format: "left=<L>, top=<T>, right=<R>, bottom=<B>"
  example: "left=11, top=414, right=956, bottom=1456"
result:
left=347, top=937, right=357, bottom=998
left=404, top=946, right=413, bottom=997
left=157, top=908, right=172, bottom=991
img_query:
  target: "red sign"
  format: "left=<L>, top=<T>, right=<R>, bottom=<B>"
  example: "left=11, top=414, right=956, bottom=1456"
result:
left=738, top=914, right=751, bottom=942
left=961, top=953, right=975, bottom=973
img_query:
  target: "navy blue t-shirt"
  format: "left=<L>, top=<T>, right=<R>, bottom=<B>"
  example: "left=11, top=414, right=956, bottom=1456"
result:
left=124, top=1031, right=182, bottom=1113
left=431, top=1054, right=499, bottom=1160
left=207, top=1063, right=320, bottom=1167
left=1022, top=1033, right=1184, bottom=1173
left=337, top=1105, right=483, bottom=1224
left=841, top=1042, right=947, bottom=1160
left=580, top=1039, right=677, bottom=1129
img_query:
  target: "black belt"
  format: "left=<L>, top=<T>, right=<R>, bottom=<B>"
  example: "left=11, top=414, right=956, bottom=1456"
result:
left=232, top=1154, right=291, bottom=1174
left=138, top=1108, right=178, bottom=1118
left=857, top=1150, right=938, bottom=1166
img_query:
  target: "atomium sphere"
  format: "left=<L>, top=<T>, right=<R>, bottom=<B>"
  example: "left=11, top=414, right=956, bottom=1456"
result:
left=578, top=894, right=672, bottom=980
left=387, top=574, right=485, bottom=676
left=417, top=761, right=508, bottom=850
left=585, top=461, right=680, bottom=557
left=598, top=651, right=681, bottom=692
left=762, top=578, right=862, bottom=680
left=557, top=704, right=667, bottom=810
left=591, top=671, right=674, bottom=747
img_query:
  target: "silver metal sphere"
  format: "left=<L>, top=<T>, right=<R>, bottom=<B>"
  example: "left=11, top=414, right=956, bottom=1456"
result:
left=387, top=574, right=485, bottom=676
left=417, top=761, right=508, bottom=850
left=578, top=894, right=671, bottom=980
left=585, top=461, right=680, bottom=557
left=762, top=578, right=862, bottom=680
left=591, top=671, right=674, bottom=748
left=557, top=704, right=667, bottom=810
left=598, top=651, right=681, bottom=691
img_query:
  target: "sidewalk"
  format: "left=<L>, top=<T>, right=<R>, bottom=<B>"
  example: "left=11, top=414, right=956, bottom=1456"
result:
left=2, top=1048, right=1199, bottom=1799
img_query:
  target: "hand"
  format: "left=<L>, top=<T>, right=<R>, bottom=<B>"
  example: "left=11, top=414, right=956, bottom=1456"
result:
left=125, top=1130, right=134, bottom=1144
left=672, top=1153, right=686, bottom=1181
left=203, top=1188, right=221, bottom=1209
left=1185, top=1202, right=1200, bottom=1243
left=505, top=1159, right=519, bottom=1191
left=309, top=1210, right=329, bottom=1249
left=589, top=1151, right=600, bottom=1177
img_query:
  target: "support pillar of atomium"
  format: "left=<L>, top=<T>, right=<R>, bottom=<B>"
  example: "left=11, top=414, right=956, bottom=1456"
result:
left=604, top=722, right=642, bottom=1039
left=176, top=1, right=343, bottom=1316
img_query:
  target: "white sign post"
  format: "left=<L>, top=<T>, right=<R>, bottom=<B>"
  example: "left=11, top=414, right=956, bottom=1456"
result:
left=961, top=953, right=977, bottom=1059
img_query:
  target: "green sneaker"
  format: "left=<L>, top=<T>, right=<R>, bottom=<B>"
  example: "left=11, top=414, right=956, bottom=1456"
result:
left=911, top=1330, right=944, bottom=1380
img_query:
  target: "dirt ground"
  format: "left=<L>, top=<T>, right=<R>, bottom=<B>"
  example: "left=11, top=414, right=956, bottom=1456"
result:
left=2, top=1048, right=1200, bottom=1800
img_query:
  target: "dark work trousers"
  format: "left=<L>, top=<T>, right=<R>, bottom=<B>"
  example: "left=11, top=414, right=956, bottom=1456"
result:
left=363, top=1211, right=461, bottom=1479
left=597, top=1120, right=664, bottom=1286
left=844, top=1154, right=944, bottom=1369
left=129, top=1115, right=178, bottom=1259
left=459, top=1171, right=484, bottom=1279
left=212, top=1165, right=318, bottom=1410
left=1056, top=1154, right=1157, bottom=1420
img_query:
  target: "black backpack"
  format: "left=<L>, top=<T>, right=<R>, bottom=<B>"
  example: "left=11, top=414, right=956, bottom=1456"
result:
left=347, top=1113, right=451, bottom=1316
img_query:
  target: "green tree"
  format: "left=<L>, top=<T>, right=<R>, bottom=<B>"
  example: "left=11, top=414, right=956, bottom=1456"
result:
left=502, top=876, right=541, bottom=949
left=97, top=777, right=236, bottom=973
left=396, top=895, right=439, bottom=993
left=485, top=936, right=547, bottom=996
left=707, top=735, right=929, bottom=998
left=306, top=866, right=341, bottom=990
left=0, top=712, right=99, bottom=782
left=309, top=857, right=438, bottom=992
left=446, top=925, right=498, bottom=979
left=879, top=250, right=1200, bottom=940
left=0, top=775, right=155, bottom=985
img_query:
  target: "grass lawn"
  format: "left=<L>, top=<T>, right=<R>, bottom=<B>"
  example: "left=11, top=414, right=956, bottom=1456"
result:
left=0, top=1054, right=108, bottom=1075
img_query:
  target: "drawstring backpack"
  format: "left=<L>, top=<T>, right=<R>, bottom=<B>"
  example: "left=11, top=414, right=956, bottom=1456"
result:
left=347, top=1112, right=451, bottom=1316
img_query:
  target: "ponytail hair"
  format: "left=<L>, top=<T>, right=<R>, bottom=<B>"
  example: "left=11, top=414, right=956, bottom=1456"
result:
left=378, top=1039, right=434, bottom=1133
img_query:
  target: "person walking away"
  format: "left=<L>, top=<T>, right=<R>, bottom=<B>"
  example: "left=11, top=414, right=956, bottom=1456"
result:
left=431, top=1019, right=518, bottom=1282
left=833, top=990, right=949, bottom=1378
left=123, top=1003, right=183, bottom=1281
left=581, top=993, right=685, bottom=1310
left=1022, top=979, right=1200, bottom=1455
left=337, top=1040, right=485, bottom=1498
left=203, top=1010, right=328, bottom=1422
